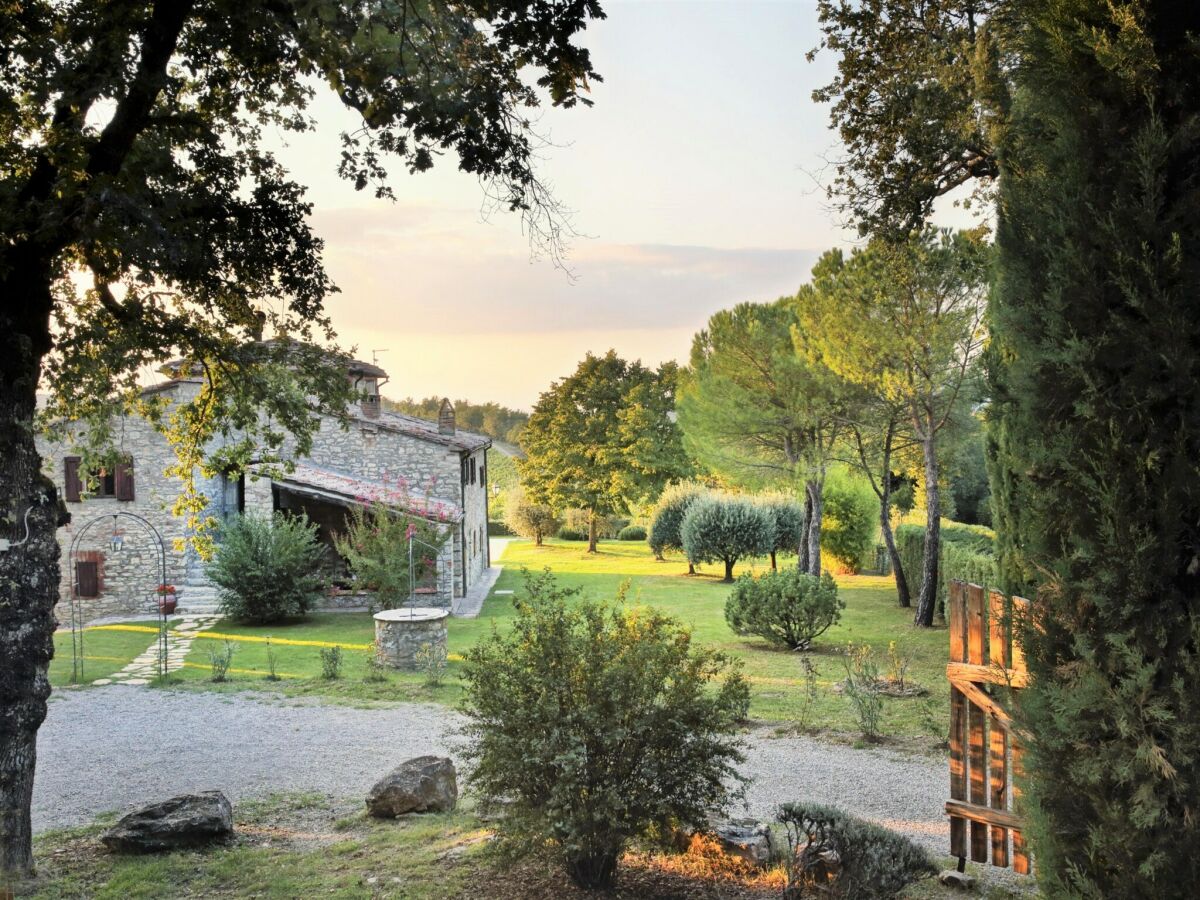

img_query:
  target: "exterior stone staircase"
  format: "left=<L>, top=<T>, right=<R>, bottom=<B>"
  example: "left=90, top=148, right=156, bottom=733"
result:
left=177, top=550, right=222, bottom=615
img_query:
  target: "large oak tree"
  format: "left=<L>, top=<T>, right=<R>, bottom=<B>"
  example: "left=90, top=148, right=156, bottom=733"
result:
left=0, top=0, right=603, bottom=879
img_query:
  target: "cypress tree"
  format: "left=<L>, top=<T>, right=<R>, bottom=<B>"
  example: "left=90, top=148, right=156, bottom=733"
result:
left=988, top=2, right=1200, bottom=893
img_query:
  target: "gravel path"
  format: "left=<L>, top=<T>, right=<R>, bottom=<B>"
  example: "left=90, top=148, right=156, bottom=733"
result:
left=34, top=686, right=948, bottom=854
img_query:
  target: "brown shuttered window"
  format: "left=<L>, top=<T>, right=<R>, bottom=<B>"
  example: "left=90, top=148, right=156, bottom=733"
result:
left=64, top=457, right=82, bottom=503
left=114, top=459, right=135, bottom=501
left=76, top=561, right=100, bottom=597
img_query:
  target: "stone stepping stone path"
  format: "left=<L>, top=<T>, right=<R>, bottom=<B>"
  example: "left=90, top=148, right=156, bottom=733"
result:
left=92, top=614, right=222, bottom=686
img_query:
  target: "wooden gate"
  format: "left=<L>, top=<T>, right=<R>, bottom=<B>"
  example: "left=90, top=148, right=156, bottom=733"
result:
left=946, top=581, right=1031, bottom=874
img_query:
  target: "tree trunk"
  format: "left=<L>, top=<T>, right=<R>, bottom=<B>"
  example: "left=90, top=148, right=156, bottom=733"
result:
left=723, top=558, right=735, bottom=582
left=880, top=469, right=910, bottom=608
left=565, top=846, right=621, bottom=890
left=769, top=550, right=777, bottom=571
left=798, top=487, right=811, bottom=573
left=805, top=478, right=824, bottom=576
left=0, top=295, right=61, bottom=881
left=687, top=561, right=695, bottom=575
left=587, top=511, right=598, bottom=553
left=913, top=436, right=940, bottom=628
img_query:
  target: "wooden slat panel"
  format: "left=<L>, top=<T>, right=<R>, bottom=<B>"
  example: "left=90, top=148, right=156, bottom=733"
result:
left=949, top=685, right=967, bottom=859
left=1010, top=596, right=1030, bottom=676
left=989, top=714, right=1010, bottom=867
left=969, top=697, right=988, bottom=861
left=949, top=581, right=966, bottom=664
left=967, top=584, right=985, bottom=666
left=945, top=798, right=1023, bottom=831
left=989, top=590, right=1009, bottom=669
left=1011, top=737, right=1030, bottom=874
left=946, top=661, right=1029, bottom=688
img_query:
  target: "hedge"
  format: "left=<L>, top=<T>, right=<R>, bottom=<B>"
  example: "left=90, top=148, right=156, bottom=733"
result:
left=895, top=521, right=996, bottom=614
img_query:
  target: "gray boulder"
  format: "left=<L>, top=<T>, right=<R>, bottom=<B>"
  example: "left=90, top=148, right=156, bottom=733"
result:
left=710, top=818, right=774, bottom=867
left=366, top=755, right=458, bottom=818
left=101, top=791, right=233, bottom=853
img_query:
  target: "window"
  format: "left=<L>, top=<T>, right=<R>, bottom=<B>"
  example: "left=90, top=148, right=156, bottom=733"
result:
left=64, top=457, right=134, bottom=501
left=470, top=457, right=477, bottom=485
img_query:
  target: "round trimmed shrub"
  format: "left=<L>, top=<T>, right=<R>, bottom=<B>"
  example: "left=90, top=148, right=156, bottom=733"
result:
left=681, top=494, right=775, bottom=582
left=724, top=569, right=843, bottom=650
left=758, top=493, right=807, bottom=567
left=648, top=482, right=708, bottom=559
left=462, top=569, right=749, bottom=890
left=209, top=512, right=329, bottom=624
left=557, top=526, right=588, bottom=542
left=617, top=524, right=647, bottom=541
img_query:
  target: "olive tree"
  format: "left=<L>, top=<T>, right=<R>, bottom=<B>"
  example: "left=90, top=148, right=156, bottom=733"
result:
left=680, top=494, right=775, bottom=583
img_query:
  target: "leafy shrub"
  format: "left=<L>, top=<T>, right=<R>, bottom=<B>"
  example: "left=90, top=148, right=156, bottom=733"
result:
left=209, top=640, right=236, bottom=682
left=841, top=643, right=883, bottom=739
left=778, top=802, right=937, bottom=899
left=335, top=501, right=449, bottom=610
left=681, top=494, right=775, bottom=582
left=724, top=570, right=843, bottom=650
left=503, top=486, right=561, bottom=546
left=895, top=521, right=996, bottom=614
left=557, top=526, right=588, bottom=541
left=319, top=645, right=342, bottom=680
left=820, top=468, right=877, bottom=573
left=209, top=513, right=329, bottom=624
left=648, top=482, right=707, bottom=559
left=363, top=649, right=389, bottom=684
left=462, top=568, right=750, bottom=890
left=757, top=493, right=806, bottom=568
left=617, top=524, right=647, bottom=541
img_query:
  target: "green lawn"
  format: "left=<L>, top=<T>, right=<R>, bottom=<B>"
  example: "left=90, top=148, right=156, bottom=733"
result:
left=161, top=539, right=950, bottom=742
left=50, top=622, right=179, bottom=687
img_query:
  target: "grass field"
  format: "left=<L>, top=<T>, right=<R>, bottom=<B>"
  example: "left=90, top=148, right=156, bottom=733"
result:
left=135, top=539, right=953, bottom=742
left=16, top=793, right=1024, bottom=900
left=49, top=621, right=182, bottom=687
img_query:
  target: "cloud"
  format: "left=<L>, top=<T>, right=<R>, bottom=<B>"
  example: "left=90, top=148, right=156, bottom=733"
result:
left=313, top=206, right=821, bottom=336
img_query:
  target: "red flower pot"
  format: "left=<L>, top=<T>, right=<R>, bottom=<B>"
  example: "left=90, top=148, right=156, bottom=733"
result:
left=158, top=594, right=178, bottom=615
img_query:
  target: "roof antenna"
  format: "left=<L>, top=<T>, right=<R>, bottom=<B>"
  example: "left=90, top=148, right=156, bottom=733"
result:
left=372, top=349, right=388, bottom=365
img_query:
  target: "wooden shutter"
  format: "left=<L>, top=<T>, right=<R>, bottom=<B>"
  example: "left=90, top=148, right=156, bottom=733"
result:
left=114, top=458, right=135, bottom=501
left=64, top=457, right=82, bottom=503
left=75, top=561, right=100, bottom=597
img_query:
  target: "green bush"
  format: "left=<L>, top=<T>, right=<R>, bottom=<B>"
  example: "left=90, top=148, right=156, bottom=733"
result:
left=462, top=569, right=749, bottom=890
left=617, top=524, right=647, bottom=541
left=557, top=526, right=588, bottom=542
left=503, top=486, right=561, bottom=546
left=319, top=645, right=342, bottom=680
left=335, top=501, right=449, bottom=611
left=681, top=494, right=775, bottom=582
left=757, top=493, right=806, bottom=567
left=724, top=569, right=842, bottom=650
left=820, top=468, right=877, bottom=573
left=895, top=521, right=996, bottom=613
left=209, top=513, right=329, bottom=624
left=648, top=482, right=708, bottom=558
left=778, top=802, right=937, bottom=899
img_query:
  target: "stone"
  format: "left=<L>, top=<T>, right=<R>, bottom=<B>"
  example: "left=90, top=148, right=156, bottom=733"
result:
left=938, top=869, right=976, bottom=890
left=101, top=791, right=234, bottom=853
left=708, top=818, right=774, bottom=867
left=374, top=607, right=449, bottom=670
left=366, top=756, right=458, bottom=817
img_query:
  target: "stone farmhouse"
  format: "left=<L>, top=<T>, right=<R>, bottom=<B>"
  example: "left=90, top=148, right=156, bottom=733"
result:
left=39, top=354, right=492, bottom=622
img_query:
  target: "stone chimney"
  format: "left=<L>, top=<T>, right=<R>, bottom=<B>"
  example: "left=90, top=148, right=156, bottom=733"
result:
left=438, top=398, right=455, bottom=435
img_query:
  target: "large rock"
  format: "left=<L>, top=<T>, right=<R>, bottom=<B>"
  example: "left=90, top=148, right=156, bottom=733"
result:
left=366, top=755, right=458, bottom=818
left=710, top=818, right=774, bottom=867
left=101, top=791, right=234, bottom=853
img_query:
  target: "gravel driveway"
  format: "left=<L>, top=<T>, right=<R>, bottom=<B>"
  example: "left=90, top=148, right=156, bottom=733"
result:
left=33, top=686, right=948, bottom=854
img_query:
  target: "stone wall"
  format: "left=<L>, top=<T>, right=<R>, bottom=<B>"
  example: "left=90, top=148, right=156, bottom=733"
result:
left=39, top=390, right=199, bottom=623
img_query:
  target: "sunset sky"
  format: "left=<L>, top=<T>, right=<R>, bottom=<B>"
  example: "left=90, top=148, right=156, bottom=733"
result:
left=270, top=1, right=856, bottom=410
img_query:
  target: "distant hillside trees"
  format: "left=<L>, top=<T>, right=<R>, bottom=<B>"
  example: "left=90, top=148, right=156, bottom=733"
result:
left=519, top=351, right=692, bottom=553
left=383, top=396, right=529, bottom=444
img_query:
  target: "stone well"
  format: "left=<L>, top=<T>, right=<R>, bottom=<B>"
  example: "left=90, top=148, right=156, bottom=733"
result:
left=374, top=607, right=449, bottom=670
